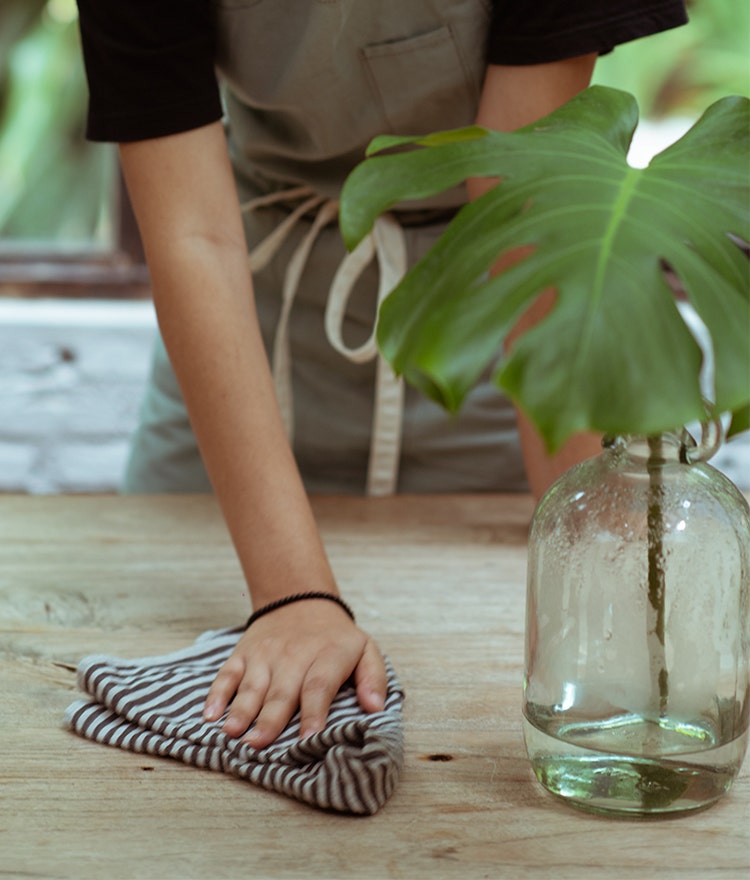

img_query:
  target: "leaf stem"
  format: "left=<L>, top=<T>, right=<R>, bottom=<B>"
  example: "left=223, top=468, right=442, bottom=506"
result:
left=646, top=434, right=669, bottom=717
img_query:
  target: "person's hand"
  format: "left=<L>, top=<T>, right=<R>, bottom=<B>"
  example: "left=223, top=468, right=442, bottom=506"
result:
left=202, top=600, right=387, bottom=748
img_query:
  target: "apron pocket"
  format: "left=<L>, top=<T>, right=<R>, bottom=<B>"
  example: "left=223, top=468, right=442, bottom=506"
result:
left=362, top=25, right=479, bottom=135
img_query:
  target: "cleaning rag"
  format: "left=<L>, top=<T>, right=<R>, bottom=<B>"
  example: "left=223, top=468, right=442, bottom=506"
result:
left=64, top=626, right=405, bottom=815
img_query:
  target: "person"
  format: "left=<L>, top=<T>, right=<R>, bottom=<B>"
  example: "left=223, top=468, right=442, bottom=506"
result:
left=74, top=0, right=688, bottom=749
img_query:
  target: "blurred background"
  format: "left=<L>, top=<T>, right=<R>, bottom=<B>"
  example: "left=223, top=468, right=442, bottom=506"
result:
left=0, top=0, right=748, bottom=492
left=0, top=0, right=113, bottom=247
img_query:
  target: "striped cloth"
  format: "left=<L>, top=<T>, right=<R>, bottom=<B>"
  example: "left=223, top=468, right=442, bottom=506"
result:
left=64, top=626, right=405, bottom=815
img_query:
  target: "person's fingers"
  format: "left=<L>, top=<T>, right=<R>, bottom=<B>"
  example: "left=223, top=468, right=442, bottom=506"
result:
left=222, top=662, right=272, bottom=738
left=298, top=650, right=352, bottom=739
left=203, top=614, right=385, bottom=750
left=242, top=667, right=308, bottom=748
left=203, top=655, right=246, bottom=721
left=355, top=638, right=387, bottom=713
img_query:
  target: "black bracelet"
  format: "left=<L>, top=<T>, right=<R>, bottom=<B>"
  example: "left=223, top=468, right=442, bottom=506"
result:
left=245, top=591, right=356, bottom=629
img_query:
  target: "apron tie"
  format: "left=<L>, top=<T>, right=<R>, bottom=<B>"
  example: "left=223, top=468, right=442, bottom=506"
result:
left=325, top=214, right=406, bottom=496
left=242, top=187, right=407, bottom=496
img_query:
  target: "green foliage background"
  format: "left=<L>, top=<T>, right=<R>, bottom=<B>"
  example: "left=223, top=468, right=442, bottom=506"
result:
left=592, top=0, right=749, bottom=118
left=0, top=0, right=114, bottom=246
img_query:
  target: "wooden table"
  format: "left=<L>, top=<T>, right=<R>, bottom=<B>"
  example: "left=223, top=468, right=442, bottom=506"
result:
left=2, top=495, right=747, bottom=880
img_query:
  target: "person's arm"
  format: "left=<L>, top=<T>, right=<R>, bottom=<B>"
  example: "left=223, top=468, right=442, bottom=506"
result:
left=467, top=58, right=603, bottom=498
left=118, top=121, right=386, bottom=746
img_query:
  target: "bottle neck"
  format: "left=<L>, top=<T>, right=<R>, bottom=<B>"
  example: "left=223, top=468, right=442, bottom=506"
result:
left=604, top=433, right=683, bottom=464
left=604, top=419, right=723, bottom=467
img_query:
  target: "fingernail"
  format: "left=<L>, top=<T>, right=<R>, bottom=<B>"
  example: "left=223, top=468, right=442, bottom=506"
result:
left=203, top=702, right=219, bottom=720
left=223, top=717, right=244, bottom=736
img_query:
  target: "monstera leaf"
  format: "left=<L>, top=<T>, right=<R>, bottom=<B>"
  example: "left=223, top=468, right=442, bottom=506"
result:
left=339, top=86, right=749, bottom=452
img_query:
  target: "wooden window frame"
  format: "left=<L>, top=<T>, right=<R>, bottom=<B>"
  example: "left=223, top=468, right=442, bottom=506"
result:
left=0, top=171, right=150, bottom=299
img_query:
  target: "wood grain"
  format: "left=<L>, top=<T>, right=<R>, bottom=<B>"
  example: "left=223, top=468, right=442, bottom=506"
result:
left=1, top=494, right=747, bottom=880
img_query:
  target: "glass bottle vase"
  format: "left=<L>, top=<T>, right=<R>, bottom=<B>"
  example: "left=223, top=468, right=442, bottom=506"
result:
left=522, top=426, right=750, bottom=816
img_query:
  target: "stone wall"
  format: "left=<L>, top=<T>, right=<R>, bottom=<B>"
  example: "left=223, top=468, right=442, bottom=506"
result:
left=0, top=298, right=156, bottom=493
left=1, top=297, right=747, bottom=494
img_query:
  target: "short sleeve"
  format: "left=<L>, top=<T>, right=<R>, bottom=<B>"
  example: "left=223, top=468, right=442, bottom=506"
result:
left=487, top=0, right=689, bottom=66
left=76, top=0, right=223, bottom=142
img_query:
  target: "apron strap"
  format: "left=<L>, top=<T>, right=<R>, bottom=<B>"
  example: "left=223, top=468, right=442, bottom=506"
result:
left=246, top=188, right=332, bottom=438
left=244, top=189, right=407, bottom=496
left=325, top=214, right=407, bottom=496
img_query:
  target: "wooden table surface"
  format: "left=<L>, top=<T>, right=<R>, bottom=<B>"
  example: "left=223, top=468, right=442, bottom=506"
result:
left=2, top=494, right=748, bottom=880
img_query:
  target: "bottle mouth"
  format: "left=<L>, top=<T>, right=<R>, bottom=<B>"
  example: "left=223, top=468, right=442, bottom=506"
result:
left=601, top=396, right=725, bottom=465
left=603, top=433, right=685, bottom=465
left=603, top=419, right=724, bottom=465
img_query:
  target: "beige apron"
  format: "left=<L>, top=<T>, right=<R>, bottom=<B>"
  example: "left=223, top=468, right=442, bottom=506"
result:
left=123, top=0, right=528, bottom=495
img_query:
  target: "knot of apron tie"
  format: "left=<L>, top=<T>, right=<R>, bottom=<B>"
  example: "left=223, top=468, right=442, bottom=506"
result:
left=242, top=186, right=407, bottom=496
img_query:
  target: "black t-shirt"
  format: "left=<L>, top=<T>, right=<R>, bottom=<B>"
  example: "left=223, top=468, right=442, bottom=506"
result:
left=76, top=0, right=688, bottom=143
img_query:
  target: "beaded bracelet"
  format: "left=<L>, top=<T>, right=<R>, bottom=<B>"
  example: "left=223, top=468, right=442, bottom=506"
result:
left=245, top=591, right=356, bottom=629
